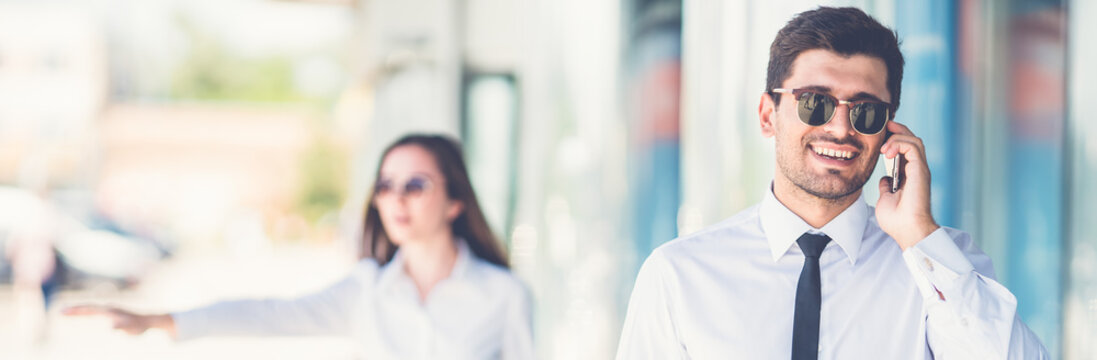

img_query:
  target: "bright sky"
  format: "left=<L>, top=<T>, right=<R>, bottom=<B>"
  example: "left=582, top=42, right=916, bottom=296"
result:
left=174, top=0, right=353, bottom=57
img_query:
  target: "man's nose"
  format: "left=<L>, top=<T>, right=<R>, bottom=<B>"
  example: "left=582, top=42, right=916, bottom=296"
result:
left=821, top=104, right=856, bottom=136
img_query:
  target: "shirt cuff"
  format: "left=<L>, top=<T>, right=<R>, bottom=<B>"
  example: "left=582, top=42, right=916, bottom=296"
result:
left=901, top=227, right=976, bottom=300
left=170, top=308, right=207, bottom=341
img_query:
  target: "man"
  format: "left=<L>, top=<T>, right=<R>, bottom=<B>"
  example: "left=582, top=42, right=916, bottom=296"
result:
left=616, top=7, right=1048, bottom=359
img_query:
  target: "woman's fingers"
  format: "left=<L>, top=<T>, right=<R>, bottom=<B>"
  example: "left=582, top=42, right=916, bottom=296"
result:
left=63, top=305, right=152, bottom=334
left=62, top=304, right=112, bottom=316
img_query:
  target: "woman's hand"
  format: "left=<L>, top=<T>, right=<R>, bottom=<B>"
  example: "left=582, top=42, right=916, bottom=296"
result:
left=62, top=305, right=177, bottom=337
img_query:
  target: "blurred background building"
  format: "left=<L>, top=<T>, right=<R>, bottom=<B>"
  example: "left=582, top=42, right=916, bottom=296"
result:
left=0, top=0, right=1093, bottom=359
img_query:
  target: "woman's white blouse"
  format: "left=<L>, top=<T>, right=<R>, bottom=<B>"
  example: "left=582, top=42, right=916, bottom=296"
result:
left=172, top=241, right=534, bottom=360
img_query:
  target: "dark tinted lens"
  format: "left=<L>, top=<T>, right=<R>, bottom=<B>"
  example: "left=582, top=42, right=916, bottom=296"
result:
left=797, top=92, right=835, bottom=126
left=404, top=177, right=428, bottom=195
left=374, top=180, right=393, bottom=195
left=850, top=103, right=889, bottom=134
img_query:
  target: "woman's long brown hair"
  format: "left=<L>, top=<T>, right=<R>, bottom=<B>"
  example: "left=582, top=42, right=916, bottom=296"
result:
left=360, top=134, right=509, bottom=268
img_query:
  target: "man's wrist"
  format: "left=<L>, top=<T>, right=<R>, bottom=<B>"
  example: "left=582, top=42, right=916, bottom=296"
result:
left=897, top=221, right=940, bottom=250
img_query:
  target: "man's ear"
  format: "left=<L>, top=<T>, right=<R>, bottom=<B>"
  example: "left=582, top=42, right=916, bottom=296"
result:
left=759, top=93, right=777, bottom=138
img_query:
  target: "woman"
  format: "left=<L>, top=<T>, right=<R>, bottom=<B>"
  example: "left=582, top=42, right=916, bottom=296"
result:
left=65, top=134, right=534, bottom=359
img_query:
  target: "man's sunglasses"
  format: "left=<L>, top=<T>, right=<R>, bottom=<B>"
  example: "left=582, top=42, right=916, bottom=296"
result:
left=770, top=88, right=894, bottom=135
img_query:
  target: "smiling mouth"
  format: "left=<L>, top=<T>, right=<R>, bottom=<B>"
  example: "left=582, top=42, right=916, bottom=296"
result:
left=809, top=145, right=858, bottom=161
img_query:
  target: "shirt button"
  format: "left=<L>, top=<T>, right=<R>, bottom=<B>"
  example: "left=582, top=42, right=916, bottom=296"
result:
left=923, top=257, right=934, bottom=271
left=960, top=318, right=969, bottom=327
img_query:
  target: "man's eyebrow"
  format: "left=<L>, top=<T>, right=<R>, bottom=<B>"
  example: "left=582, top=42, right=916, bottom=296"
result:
left=848, top=91, right=887, bottom=103
left=800, top=85, right=831, bottom=93
left=794, top=85, right=889, bottom=104
left=800, top=85, right=888, bottom=103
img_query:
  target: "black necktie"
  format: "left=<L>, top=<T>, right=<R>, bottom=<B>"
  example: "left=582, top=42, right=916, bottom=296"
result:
left=792, top=233, right=831, bottom=360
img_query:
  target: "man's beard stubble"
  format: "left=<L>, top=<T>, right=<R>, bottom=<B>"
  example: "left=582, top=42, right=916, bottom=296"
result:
left=778, top=133, right=878, bottom=202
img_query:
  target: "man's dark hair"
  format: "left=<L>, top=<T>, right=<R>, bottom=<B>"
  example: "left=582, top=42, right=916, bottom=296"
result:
left=766, top=7, right=905, bottom=111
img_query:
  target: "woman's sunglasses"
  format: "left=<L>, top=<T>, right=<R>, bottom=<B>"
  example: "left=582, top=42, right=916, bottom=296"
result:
left=374, top=175, right=433, bottom=199
left=770, top=88, right=893, bottom=135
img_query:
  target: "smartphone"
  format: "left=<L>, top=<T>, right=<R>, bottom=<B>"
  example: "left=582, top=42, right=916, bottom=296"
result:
left=882, top=131, right=903, bottom=193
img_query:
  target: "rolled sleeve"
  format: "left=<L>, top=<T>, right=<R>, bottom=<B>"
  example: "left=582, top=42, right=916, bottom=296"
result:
left=170, top=260, right=375, bottom=341
left=902, top=228, right=976, bottom=300
left=901, top=227, right=1048, bottom=359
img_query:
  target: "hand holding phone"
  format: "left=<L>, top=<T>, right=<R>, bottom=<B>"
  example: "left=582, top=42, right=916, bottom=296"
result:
left=875, top=122, right=938, bottom=250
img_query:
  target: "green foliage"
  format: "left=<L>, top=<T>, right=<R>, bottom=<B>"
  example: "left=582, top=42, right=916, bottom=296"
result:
left=169, top=14, right=314, bottom=103
left=296, top=135, right=348, bottom=223
left=172, top=53, right=305, bottom=102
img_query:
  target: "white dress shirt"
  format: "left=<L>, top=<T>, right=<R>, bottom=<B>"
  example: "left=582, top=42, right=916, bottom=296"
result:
left=617, top=187, right=1049, bottom=359
left=172, top=240, right=534, bottom=360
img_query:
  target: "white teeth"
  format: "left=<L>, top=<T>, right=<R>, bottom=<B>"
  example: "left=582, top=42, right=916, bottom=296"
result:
left=814, top=147, right=853, bottom=159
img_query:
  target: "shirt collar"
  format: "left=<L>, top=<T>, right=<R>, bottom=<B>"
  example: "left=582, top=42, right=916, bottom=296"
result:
left=376, top=237, right=474, bottom=293
left=759, top=183, right=868, bottom=265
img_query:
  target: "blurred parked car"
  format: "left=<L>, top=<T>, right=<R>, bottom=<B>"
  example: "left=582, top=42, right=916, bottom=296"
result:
left=0, top=186, right=171, bottom=290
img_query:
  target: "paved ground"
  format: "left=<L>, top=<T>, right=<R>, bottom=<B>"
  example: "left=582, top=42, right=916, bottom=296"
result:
left=0, top=243, right=361, bottom=360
